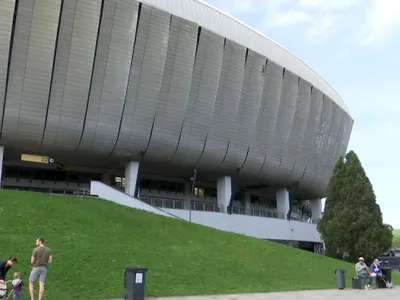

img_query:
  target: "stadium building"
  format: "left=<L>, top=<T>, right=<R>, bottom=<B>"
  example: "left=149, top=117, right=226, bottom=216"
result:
left=0, top=0, right=353, bottom=250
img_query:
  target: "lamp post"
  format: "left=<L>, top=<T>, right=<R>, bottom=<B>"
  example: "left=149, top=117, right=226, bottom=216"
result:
left=189, top=169, right=197, bottom=222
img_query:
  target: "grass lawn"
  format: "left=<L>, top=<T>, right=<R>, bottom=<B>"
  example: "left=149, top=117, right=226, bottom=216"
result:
left=0, top=190, right=396, bottom=299
left=392, top=229, right=400, bottom=248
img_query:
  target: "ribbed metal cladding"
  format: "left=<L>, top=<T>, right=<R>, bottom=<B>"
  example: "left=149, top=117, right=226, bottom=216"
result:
left=0, top=0, right=353, bottom=198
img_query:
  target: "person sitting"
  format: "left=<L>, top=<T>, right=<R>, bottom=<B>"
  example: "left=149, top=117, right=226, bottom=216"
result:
left=355, top=257, right=373, bottom=289
left=370, top=258, right=386, bottom=287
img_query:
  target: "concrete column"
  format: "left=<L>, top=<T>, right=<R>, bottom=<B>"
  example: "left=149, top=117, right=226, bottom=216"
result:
left=276, top=188, right=290, bottom=218
left=0, top=146, right=3, bottom=189
left=124, top=161, right=139, bottom=197
left=217, top=176, right=231, bottom=212
left=311, top=198, right=322, bottom=220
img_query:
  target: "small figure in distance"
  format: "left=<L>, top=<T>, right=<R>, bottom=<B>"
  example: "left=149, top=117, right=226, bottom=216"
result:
left=12, top=272, right=24, bottom=300
left=0, top=257, right=18, bottom=284
left=355, top=257, right=373, bottom=290
left=29, top=238, right=52, bottom=300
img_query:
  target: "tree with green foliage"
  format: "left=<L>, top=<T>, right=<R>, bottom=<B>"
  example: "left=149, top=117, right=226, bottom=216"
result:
left=318, top=150, right=393, bottom=262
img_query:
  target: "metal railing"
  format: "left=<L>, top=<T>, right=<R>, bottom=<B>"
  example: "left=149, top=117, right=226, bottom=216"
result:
left=140, top=196, right=225, bottom=212
left=232, top=206, right=285, bottom=219
left=73, top=188, right=90, bottom=196
left=140, top=196, right=185, bottom=210
left=191, top=200, right=222, bottom=212
left=139, top=195, right=317, bottom=223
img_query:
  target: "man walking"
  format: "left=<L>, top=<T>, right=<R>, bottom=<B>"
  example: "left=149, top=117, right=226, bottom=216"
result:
left=29, top=238, right=52, bottom=300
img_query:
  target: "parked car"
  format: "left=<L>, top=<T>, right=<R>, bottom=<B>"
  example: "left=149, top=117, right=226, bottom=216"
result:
left=378, top=249, right=400, bottom=269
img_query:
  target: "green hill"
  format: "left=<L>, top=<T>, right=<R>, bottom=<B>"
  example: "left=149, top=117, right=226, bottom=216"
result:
left=0, top=190, right=362, bottom=299
left=392, top=229, right=400, bottom=248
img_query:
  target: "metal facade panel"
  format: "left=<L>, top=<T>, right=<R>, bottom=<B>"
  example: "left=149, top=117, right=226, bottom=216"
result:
left=298, top=87, right=323, bottom=190
left=220, top=49, right=265, bottom=173
left=286, top=79, right=312, bottom=183
left=113, top=4, right=170, bottom=158
left=41, top=0, right=101, bottom=151
left=310, top=95, right=333, bottom=194
left=171, top=28, right=224, bottom=166
left=0, top=0, right=15, bottom=133
left=338, top=113, right=353, bottom=157
left=262, top=69, right=299, bottom=183
left=259, top=61, right=284, bottom=179
left=140, top=0, right=348, bottom=113
left=321, top=102, right=342, bottom=183
left=78, top=0, right=138, bottom=155
left=198, top=40, right=245, bottom=171
left=145, top=15, right=197, bottom=161
left=277, top=70, right=300, bottom=181
left=2, top=0, right=61, bottom=149
left=198, top=40, right=246, bottom=171
left=332, top=107, right=345, bottom=161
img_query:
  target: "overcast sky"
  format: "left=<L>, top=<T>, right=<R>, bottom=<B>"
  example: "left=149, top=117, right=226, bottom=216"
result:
left=204, top=0, right=400, bottom=228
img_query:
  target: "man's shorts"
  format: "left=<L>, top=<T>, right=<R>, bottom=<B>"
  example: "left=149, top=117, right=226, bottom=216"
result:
left=29, top=267, right=48, bottom=283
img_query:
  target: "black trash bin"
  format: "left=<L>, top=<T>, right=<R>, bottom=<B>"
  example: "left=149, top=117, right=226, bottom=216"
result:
left=124, top=267, right=148, bottom=300
left=335, top=269, right=345, bottom=289
left=382, top=267, right=392, bottom=283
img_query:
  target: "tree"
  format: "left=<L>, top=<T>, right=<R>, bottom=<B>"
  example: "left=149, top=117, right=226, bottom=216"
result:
left=317, top=150, right=393, bottom=262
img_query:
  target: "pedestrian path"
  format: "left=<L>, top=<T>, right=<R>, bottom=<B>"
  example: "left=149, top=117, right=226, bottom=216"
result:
left=108, top=288, right=400, bottom=300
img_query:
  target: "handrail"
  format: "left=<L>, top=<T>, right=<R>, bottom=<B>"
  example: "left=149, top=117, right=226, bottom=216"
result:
left=91, top=181, right=185, bottom=221
left=231, top=205, right=285, bottom=219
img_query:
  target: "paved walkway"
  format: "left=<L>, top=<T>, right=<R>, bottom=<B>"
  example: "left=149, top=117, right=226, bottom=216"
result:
left=146, top=289, right=400, bottom=300
left=108, top=288, right=400, bottom=300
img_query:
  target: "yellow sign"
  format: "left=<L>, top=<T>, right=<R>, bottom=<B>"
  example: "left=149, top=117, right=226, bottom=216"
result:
left=21, top=154, right=54, bottom=164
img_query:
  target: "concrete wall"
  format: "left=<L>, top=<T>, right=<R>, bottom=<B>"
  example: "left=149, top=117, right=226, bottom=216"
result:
left=163, top=208, right=322, bottom=243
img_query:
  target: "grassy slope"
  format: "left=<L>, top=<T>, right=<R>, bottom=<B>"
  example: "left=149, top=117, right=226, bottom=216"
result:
left=392, top=229, right=400, bottom=248
left=0, top=190, right=387, bottom=299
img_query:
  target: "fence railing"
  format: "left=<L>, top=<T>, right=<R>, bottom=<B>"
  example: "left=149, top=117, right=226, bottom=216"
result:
left=191, top=200, right=223, bottom=212
left=140, top=196, right=224, bottom=213
left=139, top=196, right=317, bottom=223
left=231, top=206, right=285, bottom=219
left=140, top=196, right=185, bottom=210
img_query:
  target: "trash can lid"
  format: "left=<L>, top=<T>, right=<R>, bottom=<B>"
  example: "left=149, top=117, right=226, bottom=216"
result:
left=125, top=266, right=148, bottom=272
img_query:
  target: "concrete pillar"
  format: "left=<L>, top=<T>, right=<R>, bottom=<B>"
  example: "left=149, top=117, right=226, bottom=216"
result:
left=276, top=188, right=290, bottom=218
left=0, top=146, right=3, bottom=188
left=124, top=161, right=139, bottom=197
left=311, top=198, right=322, bottom=220
left=217, top=176, right=231, bottom=212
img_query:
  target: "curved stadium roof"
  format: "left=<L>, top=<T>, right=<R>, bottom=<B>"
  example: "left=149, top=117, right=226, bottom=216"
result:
left=141, top=0, right=350, bottom=114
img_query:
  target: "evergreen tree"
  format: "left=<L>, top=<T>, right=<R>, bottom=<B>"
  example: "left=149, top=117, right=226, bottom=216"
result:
left=318, top=151, right=393, bottom=261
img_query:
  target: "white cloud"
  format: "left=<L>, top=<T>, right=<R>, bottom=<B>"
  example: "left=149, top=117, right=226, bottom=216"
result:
left=307, top=13, right=337, bottom=38
left=267, top=10, right=311, bottom=27
left=205, top=0, right=400, bottom=46
left=298, top=0, right=360, bottom=11
left=362, top=0, right=400, bottom=45
left=232, top=0, right=252, bottom=11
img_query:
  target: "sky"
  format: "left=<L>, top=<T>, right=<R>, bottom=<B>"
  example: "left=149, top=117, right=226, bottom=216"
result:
left=204, top=0, right=400, bottom=227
